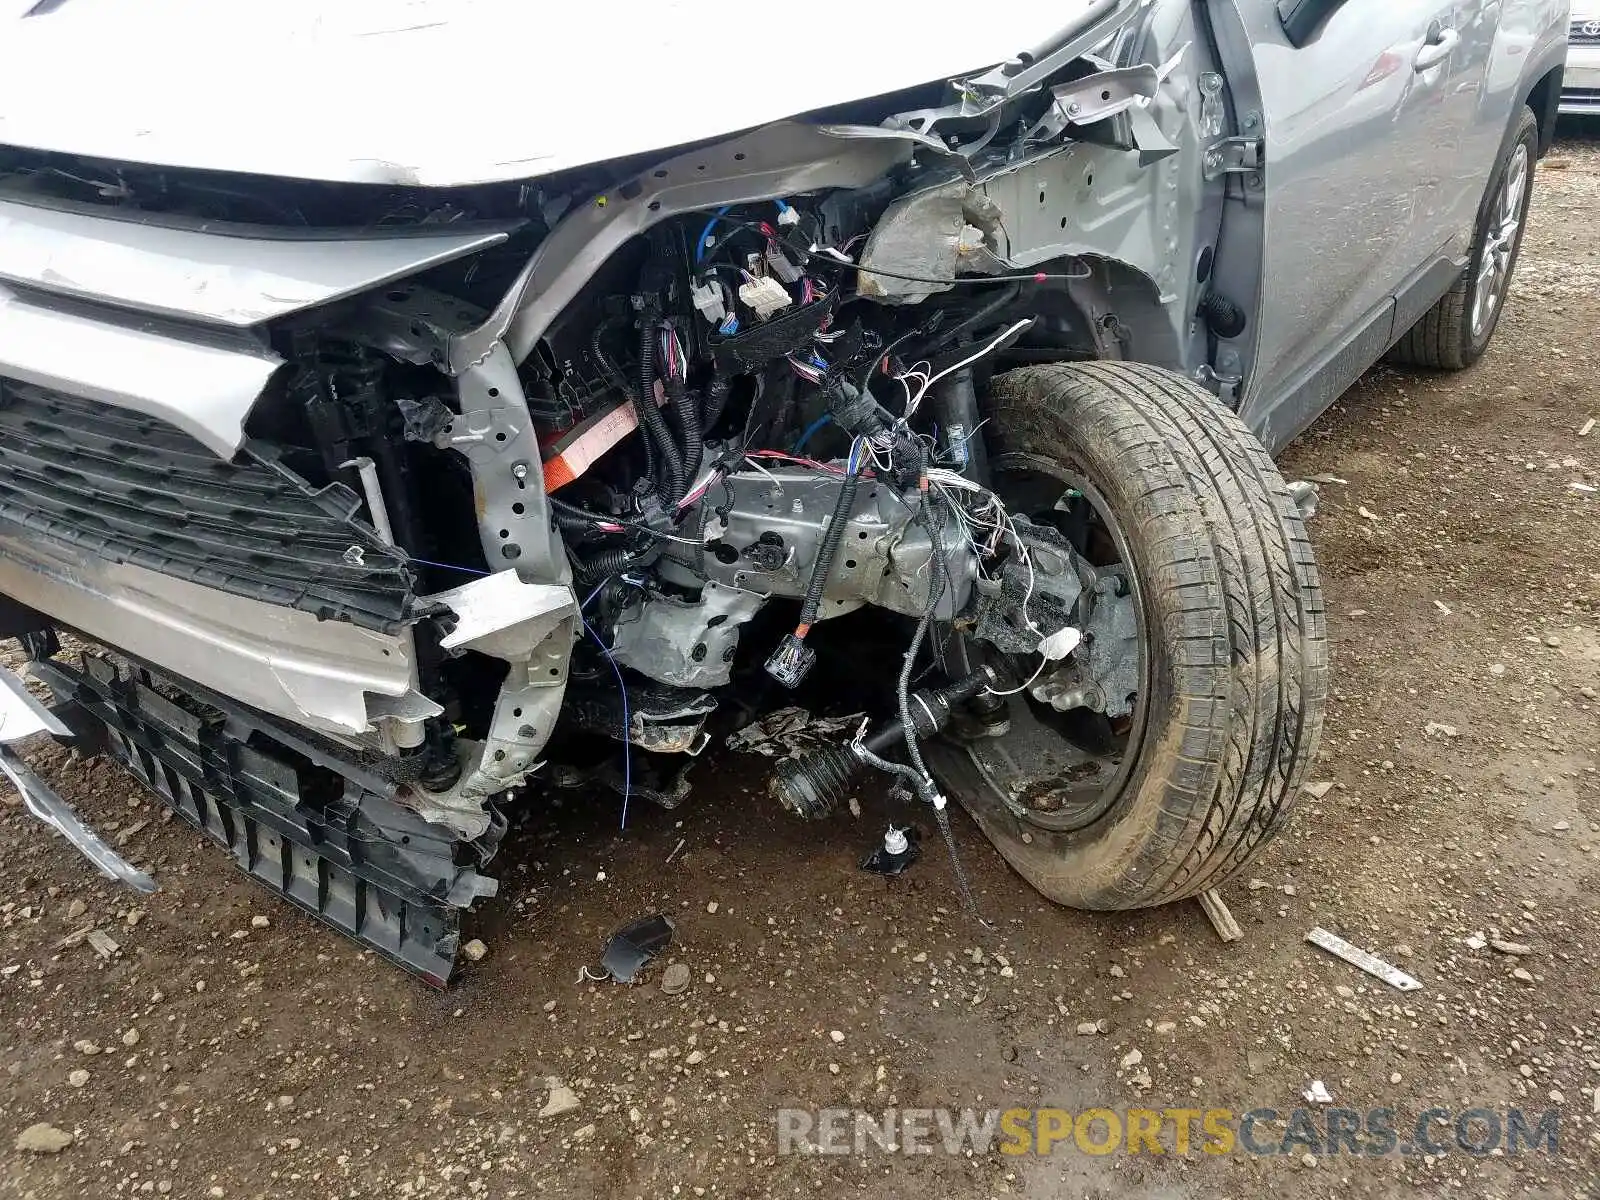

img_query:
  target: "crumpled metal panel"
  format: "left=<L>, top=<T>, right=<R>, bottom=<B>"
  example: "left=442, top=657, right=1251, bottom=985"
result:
left=0, top=197, right=514, bottom=327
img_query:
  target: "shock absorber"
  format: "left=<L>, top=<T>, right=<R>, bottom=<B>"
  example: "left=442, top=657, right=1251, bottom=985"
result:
left=769, top=666, right=997, bottom=819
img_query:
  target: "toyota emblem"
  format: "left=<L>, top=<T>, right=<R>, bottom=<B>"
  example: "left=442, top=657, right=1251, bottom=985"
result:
left=1586, top=19, right=1600, bottom=35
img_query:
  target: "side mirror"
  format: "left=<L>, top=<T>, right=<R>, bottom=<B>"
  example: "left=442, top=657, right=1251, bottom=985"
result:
left=1276, top=0, right=1349, bottom=46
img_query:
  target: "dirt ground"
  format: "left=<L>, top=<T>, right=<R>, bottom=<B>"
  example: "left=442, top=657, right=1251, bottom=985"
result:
left=3, top=130, right=1598, bottom=1200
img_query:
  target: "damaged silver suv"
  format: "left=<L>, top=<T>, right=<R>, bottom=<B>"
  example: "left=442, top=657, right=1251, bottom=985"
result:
left=0, top=0, right=1568, bottom=980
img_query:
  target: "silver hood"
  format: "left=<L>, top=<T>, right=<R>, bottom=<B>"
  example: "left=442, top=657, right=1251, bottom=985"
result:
left=0, top=0, right=1095, bottom=187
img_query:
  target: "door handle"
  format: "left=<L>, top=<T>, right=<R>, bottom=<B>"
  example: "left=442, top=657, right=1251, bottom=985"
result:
left=1413, top=27, right=1459, bottom=71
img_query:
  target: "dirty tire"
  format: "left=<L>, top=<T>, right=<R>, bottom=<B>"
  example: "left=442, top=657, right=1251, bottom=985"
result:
left=957, top=361, right=1328, bottom=909
left=1386, top=105, right=1539, bottom=371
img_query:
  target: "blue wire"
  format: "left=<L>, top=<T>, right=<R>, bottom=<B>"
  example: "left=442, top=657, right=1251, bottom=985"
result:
left=405, top=556, right=489, bottom=576
left=793, top=413, right=832, bottom=453
left=581, top=582, right=631, bottom=830
left=694, top=205, right=732, bottom=265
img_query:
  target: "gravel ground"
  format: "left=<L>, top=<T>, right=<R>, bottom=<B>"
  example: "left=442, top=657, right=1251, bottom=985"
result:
left=2, top=130, right=1598, bottom=1200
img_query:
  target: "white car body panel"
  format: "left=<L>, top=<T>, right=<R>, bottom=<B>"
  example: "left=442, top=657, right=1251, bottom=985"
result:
left=0, top=0, right=1092, bottom=186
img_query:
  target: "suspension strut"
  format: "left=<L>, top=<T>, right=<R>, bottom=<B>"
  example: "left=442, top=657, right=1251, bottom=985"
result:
left=769, top=666, right=998, bottom=819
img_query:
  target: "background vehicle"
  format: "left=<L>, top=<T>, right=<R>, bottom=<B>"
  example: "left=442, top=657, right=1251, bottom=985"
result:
left=0, top=0, right=1568, bottom=980
left=1562, top=0, right=1600, bottom=113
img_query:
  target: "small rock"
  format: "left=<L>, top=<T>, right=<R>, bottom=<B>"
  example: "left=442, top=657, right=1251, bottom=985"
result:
left=1334, top=985, right=1355, bottom=1000
left=1549, top=1089, right=1565, bottom=1105
left=1424, top=721, right=1458, bottom=739
left=1120, top=1048, right=1143, bottom=1070
left=1552, top=821, right=1571, bottom=832
left=121, top=1029, right=140, bottom=1048
left=705, top=901, right=719, bottom=915
left=1303, top=1081, right=1333, bottom=1104
left=64, top=899, right=87, bottom=921
left=1488, top=663, right=1506, bottom=677
left=1390, top=1072, right=1402, bottom=1084
left=829, top=1030, right=845, bottom=1044
left=660, top=963, right=690, bottom=996
left=1464, top=934, right=1488, bottom=951
left=1301, top=780, right=1335, bottom=799
left=1393, top=944, right=1414, bottom=958
left=1107, top=965, right=1126, bottom=979
left=72, top=1040, right=101, bottom=1056
left=276, top=1095, right=296, bottom=1110
left=1489, top=939, right=1532, bottom=957
left=1301, top=1153, right=1318, bottom=1169
left=1511, top=968, right=1534, bottom=984
left=571, top=1123, right=596, bottom=1143
left=1543, top=634, right=1561, bottom=648
left=1002, top=1046, right=1018, bottom=1063
left=1154, top=1021, right=1176, bottom=1035
left=66, top=1069, right=89, bottom=1088
left=538, top=1078, right=581, bottom=1119
left=15, top=1123, right=74, bottom=1154
left=684, top=1050, right=706, bottom=1067
left=1076, top=1021, right=1103, bottom=1036
left=461, top=938, right=489, bottom=962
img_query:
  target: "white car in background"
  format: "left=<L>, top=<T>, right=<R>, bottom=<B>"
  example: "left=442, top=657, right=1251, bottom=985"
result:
left=1565, top=1, right=1600, bottom=111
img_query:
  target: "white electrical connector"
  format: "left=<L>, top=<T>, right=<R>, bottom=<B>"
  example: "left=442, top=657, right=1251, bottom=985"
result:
left=1037, top=626, right=1082, bottom=661
left=738, top=275, right=793, bottom=321
left=689, top=279, right=726, bottom=325
left=764, top=244, right=803, bottom=283
left=776, top=203, right=800, bottom=227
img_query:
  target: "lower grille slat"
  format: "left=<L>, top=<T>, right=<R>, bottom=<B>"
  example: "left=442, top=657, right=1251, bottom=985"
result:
left=35, top=654, right=499, bottom=984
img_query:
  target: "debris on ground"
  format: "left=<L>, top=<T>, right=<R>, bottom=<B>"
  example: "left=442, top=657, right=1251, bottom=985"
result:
left=597, top=914, right=674, bottom=983
left=538, top=1078, right=581, bottom=1119
left=1306, top=927, right=1422, bottom=991
left=1197, top=889, right=1242, bottom=942
left=14, top=1123, right=74, bottom=1154
left=1303, top=1080, right=1334, bottom=1104
left=660, top=962, right=691, bottom=996
left=861, top=825, right=920, bottom=876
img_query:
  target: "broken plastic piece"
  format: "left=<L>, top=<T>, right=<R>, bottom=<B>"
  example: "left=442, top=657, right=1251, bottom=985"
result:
left=598, top=913, right=675, bottom=983
left=1303, top=1080, right=1333, bottom=1104
left=861, top=825, right=920, bottom=876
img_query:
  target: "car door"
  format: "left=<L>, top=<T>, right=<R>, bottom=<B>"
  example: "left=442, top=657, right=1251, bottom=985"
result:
left=1395, top=0, right=1511, bottom=311
left=1230, top=0, right=1469, bottom=445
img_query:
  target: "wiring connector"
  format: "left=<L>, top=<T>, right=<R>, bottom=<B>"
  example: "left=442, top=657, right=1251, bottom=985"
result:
left=689, top=279, right=727, bottom=325
left=764, top=244, right=804, bottom=284
left=763, top=632, right=816, bottom=689
left=738, top=275, right=793, bottom=321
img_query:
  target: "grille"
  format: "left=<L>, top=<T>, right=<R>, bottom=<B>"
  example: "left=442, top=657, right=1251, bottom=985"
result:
left=1572, top=19, right=1600, bottom=44
left=0, top=381, right=415, bottom=632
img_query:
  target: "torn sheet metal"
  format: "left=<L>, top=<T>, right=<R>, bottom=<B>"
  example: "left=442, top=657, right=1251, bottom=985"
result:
left=1, top=745, right=156, bottom=893
left=725, top=707, right=867, bottom=759
left=0, top=662, right=66, bottom=744
left=1306, top=927, right=1422, bottom=992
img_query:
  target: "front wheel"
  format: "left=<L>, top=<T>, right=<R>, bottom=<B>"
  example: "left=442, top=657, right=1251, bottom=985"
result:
left=927, top=362, right=1329, bottom=909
